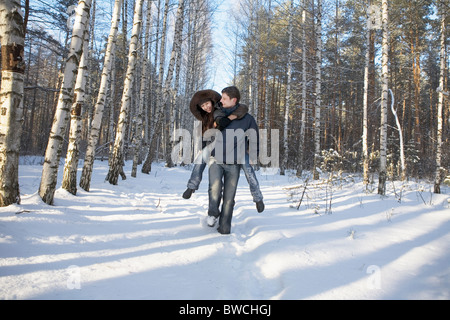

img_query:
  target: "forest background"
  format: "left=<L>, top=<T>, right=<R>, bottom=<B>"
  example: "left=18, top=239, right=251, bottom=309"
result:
left=0, top=0, right=449, bottom=206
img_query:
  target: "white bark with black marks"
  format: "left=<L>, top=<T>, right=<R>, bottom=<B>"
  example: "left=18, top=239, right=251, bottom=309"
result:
left=39, top=0, right=92, bottom=204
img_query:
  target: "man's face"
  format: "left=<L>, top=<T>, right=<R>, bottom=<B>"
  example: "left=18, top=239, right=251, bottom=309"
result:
left=221, top=93, right=237, bottom=108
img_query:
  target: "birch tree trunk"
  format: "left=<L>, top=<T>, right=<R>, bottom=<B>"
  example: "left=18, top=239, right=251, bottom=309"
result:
left=281, top=0, right=293, bottom=176
left=107, top=55, right=116, bottom=161
left=313, top=0, right=322, bottom=180
left=156, top=0, right=169, bottom=167
left=141, top=0, right=169, bottom=174
left=39, top=0, right=92, bottom=204
left=389, top=89, right=405, bottom=180
left=434, top=5, right=446, bottom=194
left=163, top=0, right=185, bottom=168
left=264, top=0, right=272, bottom=130
left=0, top=0, right=25, bottom=206
left=131, top=1, right=152, bottom=178
left=378, top=0, right=389, bottom=195
left=79, top=0, right=122, bottom=191
left=144, top=0, right=161, bottom=171
left=251, top=0, right=260, bottom=122
left=363, top=5, right=370, bottom=187
left=107, top=0, right=144, bottom=185
left=184, top=0, right=199, bottom=101
left=61, top=32, right=89, bottom=195
left=296, top=0, right=307, bottom=177
left=155, top=0, right=169, bottom=119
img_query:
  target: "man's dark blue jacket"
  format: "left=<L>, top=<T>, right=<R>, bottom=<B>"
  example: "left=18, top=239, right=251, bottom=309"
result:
left=212, top=111, right=259, bottom=165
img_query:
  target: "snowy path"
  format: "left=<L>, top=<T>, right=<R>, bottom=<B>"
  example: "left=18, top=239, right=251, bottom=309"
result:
left=0, top=161, right=449, bottom=299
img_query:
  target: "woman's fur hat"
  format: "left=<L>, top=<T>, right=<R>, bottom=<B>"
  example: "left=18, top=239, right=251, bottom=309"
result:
left=189, top=89, right=222, bottom=121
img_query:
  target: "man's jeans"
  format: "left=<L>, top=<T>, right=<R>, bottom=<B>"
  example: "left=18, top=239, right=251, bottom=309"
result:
left=208, top=162, right=240, bottom=234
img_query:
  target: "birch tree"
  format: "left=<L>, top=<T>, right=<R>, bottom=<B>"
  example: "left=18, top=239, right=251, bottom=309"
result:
left=107, top=0, right=144, bottom=185
left=263, top=0, right=272, bottom=130
left=378, top=0, right=389, bottom=195
left=281, top=0, right=293, bottom=176
left=61, top=32, right=89, bottom=195
left=0, top=0, right=25, bottom=206
left=39, top=0, right=92, bottom=205
left=434, top=2, right=446, bottom=194
left=131, top=1, right=152, bottom=178
left=250, top=0, right=260, bottom=120
left=389, top=89, right=405, bottom=180
left=363, top=4, right=371, bottom=187
left=163, top=0, right=185, bottom=168
left=141, top=0, right=170, bottom=174
left=296, top=0, right=307, bottom=177
left=79, top=0, right=122, bottom=191
left=363, top=1, right=378, bottom=186
left=313, top=0, right=322, bottom=180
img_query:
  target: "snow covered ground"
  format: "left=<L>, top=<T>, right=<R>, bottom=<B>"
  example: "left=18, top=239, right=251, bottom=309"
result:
left=0, top=159, right=449, bottom=300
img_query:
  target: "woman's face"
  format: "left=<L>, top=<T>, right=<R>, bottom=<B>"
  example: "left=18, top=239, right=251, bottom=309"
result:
left=200, top=101, right=213, bottom=113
